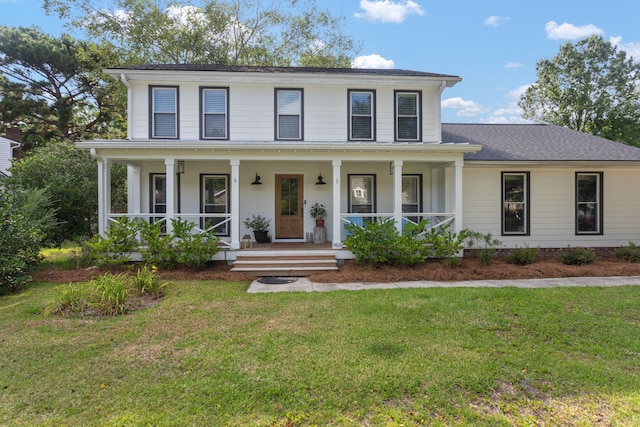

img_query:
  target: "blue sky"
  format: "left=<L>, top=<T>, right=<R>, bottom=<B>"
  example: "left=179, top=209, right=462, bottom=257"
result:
left=2, top=0, right=639, bottom=123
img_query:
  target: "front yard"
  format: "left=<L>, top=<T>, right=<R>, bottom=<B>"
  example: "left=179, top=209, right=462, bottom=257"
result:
left=1, top=277, right=639, bottom=425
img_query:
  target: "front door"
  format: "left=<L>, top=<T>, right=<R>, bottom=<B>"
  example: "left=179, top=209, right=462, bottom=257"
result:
left=276, top=174, right=304, bottom=239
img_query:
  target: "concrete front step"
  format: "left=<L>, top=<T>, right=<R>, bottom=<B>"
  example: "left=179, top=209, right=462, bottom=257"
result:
left=232, top=254, right=338, bottom=277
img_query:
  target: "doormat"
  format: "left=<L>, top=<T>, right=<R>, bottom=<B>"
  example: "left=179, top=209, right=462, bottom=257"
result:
left=257, top=277, right=299, bottom=285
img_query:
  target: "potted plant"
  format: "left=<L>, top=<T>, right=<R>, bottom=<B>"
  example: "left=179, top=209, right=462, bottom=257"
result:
left=310, top=203, right=327, bottom=227
left=243, top=214, right=271, bottom=243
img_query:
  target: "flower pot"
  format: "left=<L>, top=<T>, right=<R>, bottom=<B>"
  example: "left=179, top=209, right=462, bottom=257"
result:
left=253, top=230, right=271, bottom=243
left=315, top=219, right=325, bottom=227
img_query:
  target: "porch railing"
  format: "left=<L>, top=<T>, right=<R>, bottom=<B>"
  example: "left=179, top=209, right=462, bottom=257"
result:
left=106, top=213, right=233, bottom=248
left=340, top=212, right=456, bottom=238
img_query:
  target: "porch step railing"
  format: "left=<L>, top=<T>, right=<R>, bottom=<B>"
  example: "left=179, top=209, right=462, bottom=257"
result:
left=231, top=253, right=338, bottom=277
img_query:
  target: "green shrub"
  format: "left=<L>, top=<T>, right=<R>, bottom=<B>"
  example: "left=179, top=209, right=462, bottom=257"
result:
left=559, top=246, right=597, bottom=265
left=172, top=219, right=220, bottom=269
left=507, top=245, right=540, bottom=266
left=466, top=231, right=502, bottom=265
left=87, top=217, right=140, bottom=266
left=423, top=225, right=468, bottom=267
left=344, top=219, right=397, bottom=267
left=132, top=265, right=167, bottom=298
left=614, top=242, right=640, bottom=262
left=138, top=220, right=177, bottom=268
left=0, top=187, right=46, bottom=293
left=91, top=273, right=129, bottom=316
left=44, top=283, right=91, bottom=316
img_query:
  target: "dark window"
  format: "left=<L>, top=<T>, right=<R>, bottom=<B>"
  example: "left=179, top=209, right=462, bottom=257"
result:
left=150, top=173, right=167, bottom=232
left=402, top=174, right=422, bottom=224
left=201, top=174, right=229, bottom=236
left=201, top=87, right=228, bottom=139
left=275, top=89, right=303, bottom=140
left=348, top=174, right=376, bottom=224
left=349, top=90, right=375, bottom=140
left=150, top=86, right=178, bottom=139
left=395, top=91, right=421, bottom=141
left=576, top=172, right=603, bottom=235
left=502, top=172, right=529, bottom=235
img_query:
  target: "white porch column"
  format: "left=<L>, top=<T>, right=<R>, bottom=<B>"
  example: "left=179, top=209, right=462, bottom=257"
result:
left=96, top=156, right=107, bottom=236
left=127, top=165, right=141, bottom=215
left=331, top=160, right=342, bottom=248
left=453, top=159, right=463, bottom=234
left=164, top=158, right=175, bottom=235
left=230, top=159, right=241, bottom=249
left=393, top=160, right=403, bottom=233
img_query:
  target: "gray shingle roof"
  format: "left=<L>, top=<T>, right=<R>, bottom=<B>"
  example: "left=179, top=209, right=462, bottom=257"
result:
left=441, top=123, right=640, bottom=162
left=106, top=64, right=459, bottom=79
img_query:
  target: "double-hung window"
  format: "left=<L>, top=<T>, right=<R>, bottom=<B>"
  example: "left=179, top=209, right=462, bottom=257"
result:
left=150, top=86, right=178, bottom=139
left=201, top=87, right=228, bottom=140
left=201, top=174, right=229, bottom=236
left=395, top=91, right=421, bottom=141
left=502, top=172, right=529, bottom=235
left=348, top=174, right=376, bottom=224
left=349, top=90, right=375, bottom=140
left=576, top=172, right=603, bottom=234
left=275, top=89, right=303, bottom=140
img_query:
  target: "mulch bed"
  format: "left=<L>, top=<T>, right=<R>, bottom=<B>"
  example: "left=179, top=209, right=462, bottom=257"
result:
left=31, top=257, right=640, bottom=284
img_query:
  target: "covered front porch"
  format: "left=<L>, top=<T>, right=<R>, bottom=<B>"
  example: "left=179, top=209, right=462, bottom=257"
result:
left=84, top=141, right=479, bottom=257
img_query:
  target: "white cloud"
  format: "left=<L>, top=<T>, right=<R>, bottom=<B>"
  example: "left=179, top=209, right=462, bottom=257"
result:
left=545, top=21, right=604, bottom=40
left=610, top=36, right=640, bottom=61
left=354, top=0, right=425, bottom=24
left=484, top=15, right=510, bottom=27
left=442, top=97, right=487, bottom=117
left=508, top=84, right=531, bottom=100
left=505, top=62, right=523, bottom=68
left=351, top=54, right=395, bottom=69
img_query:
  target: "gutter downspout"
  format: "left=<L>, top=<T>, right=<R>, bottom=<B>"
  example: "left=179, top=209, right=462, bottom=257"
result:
left=436, top=81, right=447, bottom=143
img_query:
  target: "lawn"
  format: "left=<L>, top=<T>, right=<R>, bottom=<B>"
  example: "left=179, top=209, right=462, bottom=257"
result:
left=1, top=277, right=639, bottom=426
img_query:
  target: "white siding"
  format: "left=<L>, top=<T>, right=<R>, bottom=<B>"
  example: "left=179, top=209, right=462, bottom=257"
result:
left=0, top=138, right=14, bottom=176
left=463, top=165, right=640, bottom=248
left=127, top=79, right=444, bottom=143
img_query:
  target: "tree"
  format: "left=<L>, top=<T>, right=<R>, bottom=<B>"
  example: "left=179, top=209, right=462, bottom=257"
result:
left=43, top=0, right=358, bottom=67
left=0, top=26, right=127, bottom=149
left=8, top=141, right=127, bottom=244
left=519, top=36, right=640, bottom=146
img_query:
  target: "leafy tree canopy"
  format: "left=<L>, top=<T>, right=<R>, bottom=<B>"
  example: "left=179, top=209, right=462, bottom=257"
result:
left=0, top=26, right=127, bottom=148
left=43, top=0, right=360, bottom=67
left=519, top=36, right=640, bottom=146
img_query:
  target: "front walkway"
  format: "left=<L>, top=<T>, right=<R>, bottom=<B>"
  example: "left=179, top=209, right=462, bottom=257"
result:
left=247, top=275, right=640, bottom=293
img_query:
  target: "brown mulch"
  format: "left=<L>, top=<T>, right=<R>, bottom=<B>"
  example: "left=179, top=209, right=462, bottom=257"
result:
left=32, top=257, right=640, bottom=284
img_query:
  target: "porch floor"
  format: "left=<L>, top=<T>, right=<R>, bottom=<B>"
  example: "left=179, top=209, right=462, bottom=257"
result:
left=241, top=242, right=334, bottom=251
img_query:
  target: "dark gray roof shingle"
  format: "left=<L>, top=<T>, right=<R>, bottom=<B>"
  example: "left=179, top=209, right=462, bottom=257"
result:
left=106, top=64, right=459, bottom=79
left=442, top=123, right=640, bottom=162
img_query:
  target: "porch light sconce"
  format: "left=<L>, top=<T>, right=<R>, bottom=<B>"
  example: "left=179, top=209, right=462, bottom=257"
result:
left=315, top=173, right=326, bottom=185
left=389, top=162, right=394, bottom=175
left=177, top=160, right=185, bottom=174
left=251, top=173, right=263, bottom=185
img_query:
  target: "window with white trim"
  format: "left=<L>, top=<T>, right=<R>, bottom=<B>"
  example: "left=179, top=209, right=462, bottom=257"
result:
left=395, top=91, right=421, bottom=141
left=150, top=86, right=178, bottom=139
left=576, top=172, right=602, bottom=235
left=201, top=88, right=228, bottom=140
left=275, top=89, right=303, bottom=140
left=502, top=172, right=529, bottom=235
left=348, top=174, right=375, bottom=219
left=349, top=90, right=375, bottom=140
left=201, top=174, right=229, bottom=236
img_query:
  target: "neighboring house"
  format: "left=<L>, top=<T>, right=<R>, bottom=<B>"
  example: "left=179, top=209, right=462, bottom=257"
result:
left=76, top=65, right=640, bottom=260
left=0, top=136, right=21, bottom=177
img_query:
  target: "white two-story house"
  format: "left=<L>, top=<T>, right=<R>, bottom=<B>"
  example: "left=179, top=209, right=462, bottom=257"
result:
left=77, top=65, right=640, bottom=259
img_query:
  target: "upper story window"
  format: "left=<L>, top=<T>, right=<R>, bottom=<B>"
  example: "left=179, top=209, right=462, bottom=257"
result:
left=502, top=172, right=530, bottom=236
left=576, top=172, right=603, bottom=235
left=150, top=86, right=178, bottom=139
left=275, top=89, right=303, bottom=140
left=395, top=91, right=421, bottom=141
left=201, top=87, right=229, bottom=140
left=349, top=90, right=375, bottom=141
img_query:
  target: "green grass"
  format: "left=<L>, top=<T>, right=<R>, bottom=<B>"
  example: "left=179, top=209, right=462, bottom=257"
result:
left=40, top=243, right=87, bottom=270
left=1, top=279, right=639, bottom=426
